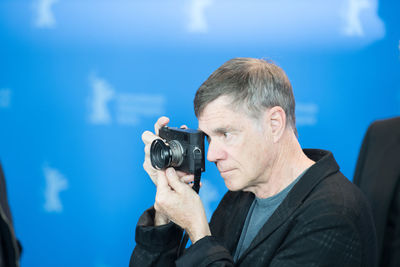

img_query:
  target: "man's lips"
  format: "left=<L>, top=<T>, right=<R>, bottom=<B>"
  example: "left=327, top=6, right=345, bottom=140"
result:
left=216, top=163, right=235, bottom=175
left=219, top=168, right=234, bottom=175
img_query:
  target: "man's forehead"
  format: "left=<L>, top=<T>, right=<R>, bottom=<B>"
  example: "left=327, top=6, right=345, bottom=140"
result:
left=197, top=101, right=266, bottom=134
left=199, top=96, right=234, bottom=116
left=198, top=101, right=247, bottom=133
left=198, top=101, right=233, bottom=124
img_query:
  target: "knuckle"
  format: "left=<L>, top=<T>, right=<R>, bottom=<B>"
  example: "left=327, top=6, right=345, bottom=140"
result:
left=143, top=163, right=155, bottom=174
left=142, top=131, right=157, bottom=144
left=155, top=194, right=164, bottom=206
left=154, top=203, right=160, bottom=211
left=141, top=131, right=149, bottom=140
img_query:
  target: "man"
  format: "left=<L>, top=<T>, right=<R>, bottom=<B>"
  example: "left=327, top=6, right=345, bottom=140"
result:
left=354, top=117, right=400, bottom=267
left=130, top=58, right=377, bottom=266
left=0, top=162, right=21, bottom=267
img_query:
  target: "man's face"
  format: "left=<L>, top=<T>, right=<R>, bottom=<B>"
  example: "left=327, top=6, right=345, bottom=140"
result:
left=198, top=96, right=274, bottom=192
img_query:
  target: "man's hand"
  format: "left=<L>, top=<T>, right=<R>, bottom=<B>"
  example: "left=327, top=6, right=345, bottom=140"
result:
left=154, top=167, right=211, bottom=244
left=142, top=116, right=169, bottom=186
left=141, top=116, right=196, bottom=226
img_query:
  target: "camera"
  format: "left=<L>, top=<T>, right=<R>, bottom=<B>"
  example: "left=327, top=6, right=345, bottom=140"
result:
left=150, top=126, right=205, bottom=174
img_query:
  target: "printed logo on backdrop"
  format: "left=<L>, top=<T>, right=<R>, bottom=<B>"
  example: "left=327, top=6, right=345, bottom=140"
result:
left=43, top=164, right=69, bottom=213
left=186, top=0, right=213, bottom=33
left=34, top=0, right=59, bottom=29
left=296, top=102, right=319, bottom=126
left=0, top=88, right=11, bottom=108
left=88, top=73, right=166, bottom=126
left=23, top=0, right=384, bottom=48
left=398, top=40, right=400, bottom=58
left=342, top=0, right=371, bottom=36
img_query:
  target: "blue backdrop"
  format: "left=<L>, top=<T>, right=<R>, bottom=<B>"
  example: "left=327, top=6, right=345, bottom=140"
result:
left=0, top=0, right=399, bottom=266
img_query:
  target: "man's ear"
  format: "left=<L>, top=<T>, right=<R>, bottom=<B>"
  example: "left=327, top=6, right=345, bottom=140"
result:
left=266, top=106, right=286, bottom=143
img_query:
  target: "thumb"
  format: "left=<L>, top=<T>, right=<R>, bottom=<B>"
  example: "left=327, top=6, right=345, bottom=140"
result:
left=165, top=168, right=186, bottom=193
left=156, top=171, right=169, bottom=192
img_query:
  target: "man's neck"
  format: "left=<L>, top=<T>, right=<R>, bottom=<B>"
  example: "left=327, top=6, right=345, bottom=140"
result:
left=250, top=131, right=315, bottom=199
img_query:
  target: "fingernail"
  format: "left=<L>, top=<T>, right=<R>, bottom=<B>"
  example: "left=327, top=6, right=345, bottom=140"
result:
left=166, top=168, right=174, bottom=175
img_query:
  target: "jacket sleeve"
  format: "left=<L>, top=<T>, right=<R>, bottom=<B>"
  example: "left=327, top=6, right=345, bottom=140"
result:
left=174, top=192, right=249, bottom=266
left=173, top=191, right=253, bottom=266
left=130, top=207, right=235, bottom=267
left=129, top=207, right=184, bottom=267
left=175, top=236, right=234, bottom=267
left=131, top=191, right=247, bottom=267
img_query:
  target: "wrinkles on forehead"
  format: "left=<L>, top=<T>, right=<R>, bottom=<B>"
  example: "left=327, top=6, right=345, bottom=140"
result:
left=197, top=96, right=265, bottom=137
left=198, top=97, right=233, bottom=130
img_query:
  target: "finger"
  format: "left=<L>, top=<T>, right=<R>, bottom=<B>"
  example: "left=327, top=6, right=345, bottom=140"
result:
left=165, top=168, right=187, bottom=193
left=142, top=131, right=159, bottom=144
left=180, top=125, right=188, bottom=129
left=154, top=172, right=166, bottom=212
left=156, top=170, right=170, bottom=192
left=176, top=170, right=191, bottom=178
left=143, top=147, right=151, bottom=168
left=143, top=162, right=157, bottom=185
left=180, top=174, right=194, bottom=184
left=189, top=181, right=202, bottom=188
left=155, top=116, right=170, bottom=135
left=144, top=144, right=151, bottom=155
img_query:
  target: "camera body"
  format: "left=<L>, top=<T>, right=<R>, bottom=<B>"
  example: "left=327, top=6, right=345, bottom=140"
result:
left=150, top=126, right=205, bottom=174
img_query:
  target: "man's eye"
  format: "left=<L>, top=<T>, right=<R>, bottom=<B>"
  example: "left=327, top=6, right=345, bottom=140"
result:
left=223, top=132, right=231, bottom=138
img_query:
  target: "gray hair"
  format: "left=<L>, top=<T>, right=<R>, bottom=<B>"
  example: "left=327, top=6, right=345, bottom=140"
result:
left=194, top=58, right=297, bottom=135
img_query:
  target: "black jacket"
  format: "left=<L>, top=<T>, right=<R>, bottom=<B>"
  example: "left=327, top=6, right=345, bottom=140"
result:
left=353, top=117, right=400, bottom=267
left=131, top=149, right=377, bottom=266
left=0, top=163, right=20, bottom=267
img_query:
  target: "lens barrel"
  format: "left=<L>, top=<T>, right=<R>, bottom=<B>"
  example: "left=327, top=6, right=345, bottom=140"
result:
left=150, top=139, right=171, bottom=170
left=150, top=139, right=184, bottom=170
left=168, top=140, right=184, bottom=167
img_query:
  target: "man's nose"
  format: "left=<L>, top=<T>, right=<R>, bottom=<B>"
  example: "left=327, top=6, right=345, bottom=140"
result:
left=207, top=140, right=225, bottom=162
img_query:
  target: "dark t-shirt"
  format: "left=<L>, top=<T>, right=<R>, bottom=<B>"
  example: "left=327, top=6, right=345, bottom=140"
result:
left=234, top=172, right=305, bottom=261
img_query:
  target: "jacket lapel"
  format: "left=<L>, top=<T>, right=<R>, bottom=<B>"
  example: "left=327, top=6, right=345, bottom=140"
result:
left=237, top=149, right=340, bottom=261
left=227, top=192, right=255, bottom=255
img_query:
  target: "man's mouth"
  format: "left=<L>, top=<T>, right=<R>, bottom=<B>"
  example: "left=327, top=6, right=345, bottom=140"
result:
left=216, top=163, right=235, bottom=176
left=219, top=168, right=234, bottom=175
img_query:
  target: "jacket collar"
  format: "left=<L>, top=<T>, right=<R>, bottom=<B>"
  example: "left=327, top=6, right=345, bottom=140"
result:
left=237, top=149, right=340, bottom=262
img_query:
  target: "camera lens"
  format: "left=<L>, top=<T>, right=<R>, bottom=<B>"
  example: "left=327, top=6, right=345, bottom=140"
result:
left=168, top=140, right=184, bottom=167
left=150, top=139, right=171, bottom=170
left=150, top=139, right=184, bottom=170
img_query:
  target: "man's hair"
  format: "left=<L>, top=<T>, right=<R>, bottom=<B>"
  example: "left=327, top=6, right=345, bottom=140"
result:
left=194, top=57, right=297, bottom=134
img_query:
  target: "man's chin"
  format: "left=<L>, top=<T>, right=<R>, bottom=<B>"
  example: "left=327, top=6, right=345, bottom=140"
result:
left=224, top=180, right=242, bottom=192
left=221, top=170, right=243, bottom=191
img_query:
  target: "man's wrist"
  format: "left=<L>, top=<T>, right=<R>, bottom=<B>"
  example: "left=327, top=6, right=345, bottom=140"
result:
left=154, top=211, right=170, bottom=226
left=188, top=225, right=211, bottom=244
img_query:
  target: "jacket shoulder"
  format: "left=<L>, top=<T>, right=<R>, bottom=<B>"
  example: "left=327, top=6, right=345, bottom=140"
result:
left=303, top=172, right=373, bottom=220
